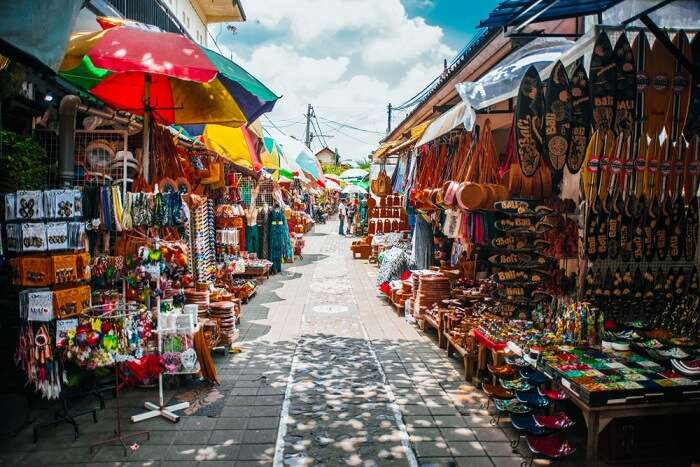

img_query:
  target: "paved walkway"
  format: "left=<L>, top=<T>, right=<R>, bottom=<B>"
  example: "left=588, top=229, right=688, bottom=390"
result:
left=0, top=219, right=528, bottom=467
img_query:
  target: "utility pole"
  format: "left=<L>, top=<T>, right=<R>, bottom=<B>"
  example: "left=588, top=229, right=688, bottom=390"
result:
left=304, top=104, right=312, bottom=148
left=386, top=103, right=392, bottom=135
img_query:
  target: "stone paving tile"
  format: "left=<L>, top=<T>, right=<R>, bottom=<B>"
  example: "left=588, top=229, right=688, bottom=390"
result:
left=481, top=441, right=518, bottom=457
left=165, top=444, right=239, bottom=461
left=220, top=405, right=254, bottom=418
left=215, top=417, right=248, bottom=430
left=472, top=427, right=510, bottom=442
left=448, top=440, right=487, bottom=457
left=237, top=443, right=275, bottom=460
left=455, top=457, right=496, bottom=467
left=246, top=417, right=280, bottom=430
left=418, top=457, right=458, bottom=466
left=440, top=427, right=477, bottom=441
left=180, top=417, right=218, bottom=431
left=173, top=430, right=215, bottom=445
left=414, top=440, right=452, bottom=457
left=408, top=427, right=445, bottom=442
left=433, top=415, right=468, bottom=428
left=208, top=429, right=244, bottom=445
left=489, top=457, right=528, bottom=467
left=242, top=429, right=277, bottom=444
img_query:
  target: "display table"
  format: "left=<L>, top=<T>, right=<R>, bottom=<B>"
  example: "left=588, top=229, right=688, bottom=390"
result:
left=530, top=346, right=700, bottom=464
left=422, top=308, right=448, bottom=348
left=472, top=329, right=507, bottom=376
left=557, top=382, right=700, bottom=465
left=473, top=329, right=507, bottom=351
left=239, top=264, right=270, bottom=280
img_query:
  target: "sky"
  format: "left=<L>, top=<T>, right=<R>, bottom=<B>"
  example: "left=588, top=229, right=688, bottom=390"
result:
left=214, top=0, right=500, bottom=163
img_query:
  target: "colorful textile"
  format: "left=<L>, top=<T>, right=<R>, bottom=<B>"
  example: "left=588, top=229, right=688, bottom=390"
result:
left=268, top=208, right=287, bottom=274
left=245, top=224, right=259, bottom=254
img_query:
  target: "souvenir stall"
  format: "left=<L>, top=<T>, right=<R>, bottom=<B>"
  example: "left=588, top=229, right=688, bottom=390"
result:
left=364, top=22, right=700, bottom=465
left=2, top=14, right=281, bottom=447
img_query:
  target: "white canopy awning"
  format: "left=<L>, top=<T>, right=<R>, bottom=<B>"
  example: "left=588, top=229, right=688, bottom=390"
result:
left=457, top=36, right=575, bottom=113
left=416, top=101, right=475, bottom=147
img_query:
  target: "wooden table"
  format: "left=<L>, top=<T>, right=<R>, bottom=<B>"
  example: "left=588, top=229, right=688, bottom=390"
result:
left=422, top=309, right=447, bottom=349
left=558, top=383, right=700, bottom=465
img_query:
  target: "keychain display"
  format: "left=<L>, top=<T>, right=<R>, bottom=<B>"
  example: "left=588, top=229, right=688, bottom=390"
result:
left=20, top=290, right=54, bottom=322
left=44, top=189, right=82, bottom=219
left=63, top=305, right=155, bottom=370
left=16, top=190, right=45, bottom=220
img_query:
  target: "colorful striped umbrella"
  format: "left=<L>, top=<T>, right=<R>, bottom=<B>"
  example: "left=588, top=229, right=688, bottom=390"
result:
left=275, top=136, right=324, bottom=183
left=59, top=17, right=278, bottom=181
left=59, top=18, right=279, bottom=127
left=261, top=137, right=282, bottom=179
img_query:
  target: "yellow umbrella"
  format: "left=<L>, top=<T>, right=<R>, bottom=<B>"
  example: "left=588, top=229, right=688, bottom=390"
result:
left=202, top=124, right=261, bottom=171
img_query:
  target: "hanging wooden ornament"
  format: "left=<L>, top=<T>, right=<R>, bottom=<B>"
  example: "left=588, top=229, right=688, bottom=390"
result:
left=544, top=60, right=571, bottom=171
left=567, top=63, right=591, bottom=174
left=515, top=66, right=545, bottom=177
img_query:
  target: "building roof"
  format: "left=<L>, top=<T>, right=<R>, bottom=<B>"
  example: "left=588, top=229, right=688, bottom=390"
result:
left=479, top=0, right=623, bottom=29
left=193, top=0, right=246, bottom=23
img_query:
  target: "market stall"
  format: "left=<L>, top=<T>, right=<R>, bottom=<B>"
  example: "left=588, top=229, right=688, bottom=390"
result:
left=360, top=20, right=700, bottom=465
left=0, top=14, right=307, bottom=448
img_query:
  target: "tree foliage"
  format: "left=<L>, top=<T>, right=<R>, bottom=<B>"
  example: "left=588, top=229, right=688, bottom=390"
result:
left=0, top=129, right=49, bottom=191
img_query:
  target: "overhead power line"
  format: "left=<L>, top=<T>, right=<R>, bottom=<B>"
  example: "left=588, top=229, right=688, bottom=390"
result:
left=317, top=116, right=385, bottom=135
left=263, top=115, right=288, bottom=137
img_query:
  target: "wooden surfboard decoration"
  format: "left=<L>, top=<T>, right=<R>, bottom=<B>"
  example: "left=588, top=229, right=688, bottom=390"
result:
left=590, top=31, right=616, bottom=134
left=589, top=31, right=616, bottom=201
left=607, top=33, right=636, bottom=260
left=683, top=33, right=700, bottom=261
left=645, top=33, right=676, bottom=200
left=516, top=65, right=544, bottom=178
left=684, top=32, right=700, bottom=145
left=628, top=32, right=651, bottom=263
left=567, top=62, right=591, bottom=173
left=613, top=33, right=636, bottom=138
left=668, top=32, right=692, bottom=261
left=544, top=60, right=571, bottom=171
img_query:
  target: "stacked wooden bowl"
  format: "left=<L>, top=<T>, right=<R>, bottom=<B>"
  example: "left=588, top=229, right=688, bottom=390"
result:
left=413, top=274, right=451, bottom=318
left=209, top=300, right=240, bottom=345
left=185, top=289, right=210, bottom=318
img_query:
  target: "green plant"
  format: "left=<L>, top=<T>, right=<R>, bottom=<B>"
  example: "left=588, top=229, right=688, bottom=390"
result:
left=320, top=163, right=344, bottom=176
left=357, top=156, right=371, bottom=170
left=0, top=129, right=49, bottom=191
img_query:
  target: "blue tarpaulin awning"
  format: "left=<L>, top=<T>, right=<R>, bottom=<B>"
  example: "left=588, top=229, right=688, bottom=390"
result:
left=0, top=0, right=83, bottom=72
left=479, top=0, right=625, bottom=29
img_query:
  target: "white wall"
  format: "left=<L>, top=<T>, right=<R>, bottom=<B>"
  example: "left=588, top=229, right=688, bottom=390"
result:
left=162, top=0, right=208, bottom=46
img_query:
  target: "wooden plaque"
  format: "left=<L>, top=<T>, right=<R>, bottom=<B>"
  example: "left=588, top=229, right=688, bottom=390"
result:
left=515, top=66, right=545, bottom=177
left=544, top=60, right=571, bottom=171
left=590, top=31, right=616, bottom=133
left=567, top=62, right=591, bottom=173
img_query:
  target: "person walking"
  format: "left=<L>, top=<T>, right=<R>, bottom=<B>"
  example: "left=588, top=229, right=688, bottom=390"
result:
left=338, top=199, right=347, bottom=236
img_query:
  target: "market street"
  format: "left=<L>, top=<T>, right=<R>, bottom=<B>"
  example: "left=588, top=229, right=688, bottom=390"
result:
left=0, top=219, right=530, bottom=466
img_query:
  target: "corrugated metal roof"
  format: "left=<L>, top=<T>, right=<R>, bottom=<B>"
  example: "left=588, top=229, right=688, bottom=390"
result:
left=479, top=0, right=624, bottom=28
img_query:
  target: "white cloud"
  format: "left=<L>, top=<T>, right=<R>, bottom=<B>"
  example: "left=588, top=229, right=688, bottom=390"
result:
left=244, top=0, right=405, bottom=44
left=218, top=1, right=458, bottom=160
left=362, top=17, right=449, bottom=65
left=228, top=44, right=350, bottom=95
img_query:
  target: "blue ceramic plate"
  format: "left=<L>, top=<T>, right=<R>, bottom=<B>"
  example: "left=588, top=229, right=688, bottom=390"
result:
left=510, top=413, right=552, bottom=435
left=519, top=367, right=549, bottom=385
left=516, top=388, right=551, bottom=408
